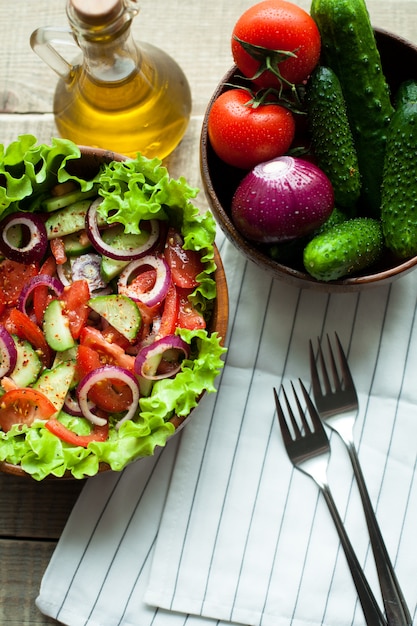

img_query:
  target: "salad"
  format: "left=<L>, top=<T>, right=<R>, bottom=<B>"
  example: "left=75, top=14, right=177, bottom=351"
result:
left=0, top=135, right=226, bottom=480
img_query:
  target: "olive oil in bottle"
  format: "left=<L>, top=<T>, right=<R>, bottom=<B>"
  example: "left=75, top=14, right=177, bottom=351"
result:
left=31, top=0, right=192, bottom=159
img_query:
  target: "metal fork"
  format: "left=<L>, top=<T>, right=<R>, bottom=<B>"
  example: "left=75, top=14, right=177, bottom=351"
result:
left=274, top=381, right=387, bottom=626
left=310, top=333, right=411, bottom=626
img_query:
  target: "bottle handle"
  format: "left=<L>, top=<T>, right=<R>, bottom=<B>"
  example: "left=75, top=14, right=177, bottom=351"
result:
left=30, top=27, right=79, bottom=81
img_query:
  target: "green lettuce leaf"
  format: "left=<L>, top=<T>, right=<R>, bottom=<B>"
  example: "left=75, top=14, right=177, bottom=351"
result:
left=96, top=154, right=218, bottom=311
left=0, top=134, right=98, bottom=216
left=0, top=137, right=227, bottom=479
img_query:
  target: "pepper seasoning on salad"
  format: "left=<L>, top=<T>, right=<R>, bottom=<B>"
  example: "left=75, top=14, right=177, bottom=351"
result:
left=0, top=136, right=226, bottom=479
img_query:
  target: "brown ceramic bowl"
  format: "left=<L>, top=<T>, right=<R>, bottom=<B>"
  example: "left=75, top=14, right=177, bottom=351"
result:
left=201, top=28, right=417, bottom=292
left=0, top=146, right=228, bottom=478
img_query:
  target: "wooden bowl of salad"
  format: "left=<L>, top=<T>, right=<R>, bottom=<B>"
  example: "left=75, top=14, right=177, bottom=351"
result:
left=0, top=141, right=228, bottom=480
left=200, top=28, right=417, bottom=292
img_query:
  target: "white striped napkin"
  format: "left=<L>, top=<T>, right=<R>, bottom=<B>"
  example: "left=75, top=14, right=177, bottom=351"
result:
left=37, top=235, right=417, bottom=626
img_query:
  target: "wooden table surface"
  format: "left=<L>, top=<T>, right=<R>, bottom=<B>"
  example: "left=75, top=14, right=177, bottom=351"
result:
left=0, top=0, right=416, bottom=624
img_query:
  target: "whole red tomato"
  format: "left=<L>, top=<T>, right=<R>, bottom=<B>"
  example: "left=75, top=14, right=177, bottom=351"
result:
left=231, top=0, right=321, bottom=90
left=207, top=88, right=295, bottom=170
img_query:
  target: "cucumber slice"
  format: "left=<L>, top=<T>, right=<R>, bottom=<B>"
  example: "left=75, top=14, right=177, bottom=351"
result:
left=45, top=200, right=106, bottom=239
left=42, top=188, right=97, bottom=213
left=100, top=227, right=151, bottom=281
left=62, top=231, right=92, bottom=256
left=43, top=299, right=76, bottom=352
left=33, top=360, right=76, bottom=412
left=101, top=257, right=129, bottom=283
left=88, top=294, right=141, bottom=341
left=52, top=345, right=78, bottom=365
left=9, top=336, right=42, bottom=387
left=53, top=346, right=79, bottom=389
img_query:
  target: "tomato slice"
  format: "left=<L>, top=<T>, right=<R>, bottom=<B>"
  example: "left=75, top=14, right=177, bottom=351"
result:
left=61, top=279, right=90, bottom=339
left=0, top=388, right=56, bottom=432
left=50, top=237, right=67, bottom=265
left=135, top=300, right=161, bottom=342
left=76, top=344, right=134, bottom=413
left=0, top=291, right=6, bottom=318
left=164, top=228, right=204, bottom=289
left=45, top=418, right=109, bottom=447
left=124, top=268, right=157, bottom=300
left=0, top=259, right=38, bottom=307
left=177, top=287, right=206, bottom=331
left=76, top=343, right=101, bottom=377
left=5, top=308, right=52, bottom=366
left=101, top=324, right=132, bottom=351
left=79, top=326, right=135, bottom=372
left=33, top=256, right=57, bottom=325
left=157, top=282, right=179, bottom=338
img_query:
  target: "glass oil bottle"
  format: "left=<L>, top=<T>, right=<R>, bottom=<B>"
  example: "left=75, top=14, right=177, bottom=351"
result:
left=31, top=0, right=192, bottom=159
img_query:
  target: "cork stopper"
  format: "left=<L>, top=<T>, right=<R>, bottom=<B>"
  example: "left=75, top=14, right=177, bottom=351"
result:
left=69, top=0, right=123, bottom=25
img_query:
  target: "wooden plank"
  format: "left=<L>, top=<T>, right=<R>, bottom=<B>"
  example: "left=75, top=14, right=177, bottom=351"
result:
left=0, top=473, right=84, bottom=539
left=0, top=539, right=59, bottom=625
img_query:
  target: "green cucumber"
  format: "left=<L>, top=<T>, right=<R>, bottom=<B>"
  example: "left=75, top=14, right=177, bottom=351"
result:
left=45, top=200, right=105, bottom=239
left=268, top=207, right=348, bottom=266
left=62, top=231, right=92, bottom=256
left=43, top=299, right=76, bottom=352
left=303, top=217, right=383, bottom=281
left=394, top=79, right=417, bottom=109
left=42, top=187, right=97, bottom=213
left=313, top=206, right=349, bottom=236
left=9, top=336, right=42, bottom=387
left=88, top=294, right=141, bottom=342
left=306, top=66, right=361, bottom=211
left=381, top=80, right=417, bottom=258
left=310, top=0, right=394, bottom=216
left=100, top=226, right=151, bottom=281
left=33, top=360, right=76, bottom=412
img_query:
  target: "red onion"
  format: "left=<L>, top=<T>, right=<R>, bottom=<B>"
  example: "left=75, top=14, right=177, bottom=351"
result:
left=0, top=212, right=48, bottom=263
left=86, top=199, right=160, bottom=260
left=70, top=253, right=107, bottom=291
left=76, top=365, right=140, bottom=428
left=56, top=261, right=72, bottom=287
left=63, top=389, right=96, bottom=417
left=231, top=156, right=334, bottom=244
left=18, top=274, right=64, bottom=316
left=0, top=326, right=17, bottom=378
left=118, top=255, right=171, bottom=307
left=134, top=334, right=190, bottom=380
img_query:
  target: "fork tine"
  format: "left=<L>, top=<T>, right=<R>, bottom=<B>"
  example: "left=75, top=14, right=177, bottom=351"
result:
left=333, top=332, right=357, bottom=398
left=311, top=333, right=354, bottom=396
left=298, top=379, right=326, bottom=435
left=310, top=337, right=339, bottom=396
left=284, top=384, right=305, bottom=437
left=309, top=339, right=324, bottom=398
left=290, top=380, right=314, bottom=435
left=325, top=333, right=344, bottom=392
left=273, top=387, right=294, bottom=446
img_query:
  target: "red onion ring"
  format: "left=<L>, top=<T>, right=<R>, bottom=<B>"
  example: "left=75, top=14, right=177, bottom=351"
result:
left=18, top=274, right=64, bottom=316
left=0, top=212, right=48, bottom=263
left=0, top=326, right=18, bottom=378
left=56, top=261, right=72, bottom=287
left=86, top=199, right=160, bottom=260
left=63, top=389, right=96, bottom=417
left=76, top=365, right=140, bottom=428
left=134, top=334, right=190, bottom=380
left=118, top=255, right=171, bottom=307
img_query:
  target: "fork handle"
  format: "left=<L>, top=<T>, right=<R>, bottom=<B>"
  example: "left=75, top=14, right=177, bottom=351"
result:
left=347, top=442, right=412, bottom=626
left=320, top=483, right=387, bottom=626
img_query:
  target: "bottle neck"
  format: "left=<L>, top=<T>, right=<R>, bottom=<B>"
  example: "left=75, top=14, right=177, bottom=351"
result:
left=67, top=0, right=140, bottom=83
